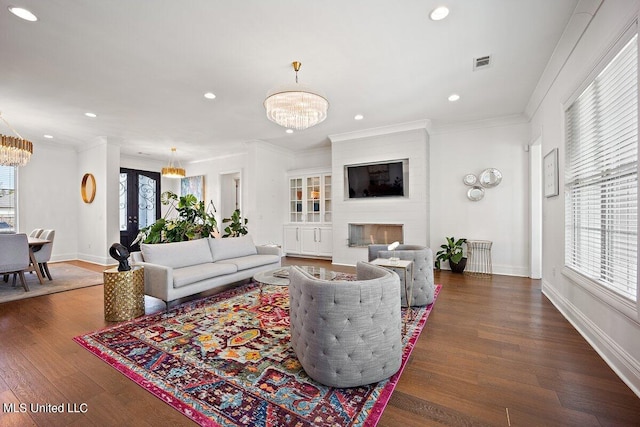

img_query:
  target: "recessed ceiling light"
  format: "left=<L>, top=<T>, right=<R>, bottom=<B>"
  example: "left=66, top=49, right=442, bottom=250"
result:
left=286, top=129, right=294, bottom=134
left=84, top=112, right=97, bottom=118
left=354, top=114, right=364, bottom=120
left=204, top=92, right=216, bottom=99
left=448, top=94, right=460, bottom=102
left=8, top=6, right=38, bottom=22
left=43, top=134, right=53, bottom=139
left=430, top=6, right=449, bottom=21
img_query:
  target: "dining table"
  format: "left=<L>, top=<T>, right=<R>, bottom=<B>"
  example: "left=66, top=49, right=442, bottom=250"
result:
left=27, top=236, right=51, bottom=285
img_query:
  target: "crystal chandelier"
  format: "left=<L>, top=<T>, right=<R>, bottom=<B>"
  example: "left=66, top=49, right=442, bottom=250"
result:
left=264, top=61, right=329, bottom=130
left=161, top=147, right=186, bottom=178
left=0, top=112, right=33, bottom=167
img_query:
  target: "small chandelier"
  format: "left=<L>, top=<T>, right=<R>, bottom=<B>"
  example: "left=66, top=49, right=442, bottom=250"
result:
left=264, top=61, right=329, bottom=130
left=0, top=112, right=33, bottom=167
left=161, top=147, right=186, bottom=178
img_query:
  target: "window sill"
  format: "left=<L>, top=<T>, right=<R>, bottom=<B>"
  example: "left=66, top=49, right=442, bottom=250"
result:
left=562, top=266, right=638, bottom=323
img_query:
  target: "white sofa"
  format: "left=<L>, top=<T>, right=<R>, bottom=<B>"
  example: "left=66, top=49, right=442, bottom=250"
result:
left=129, top=235, right=281, bottom=304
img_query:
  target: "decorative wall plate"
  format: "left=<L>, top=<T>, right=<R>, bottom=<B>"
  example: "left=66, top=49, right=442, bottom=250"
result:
left=463, top=174, right=477, bottom=186
left=81, top=173, right=96, bottom=203
left=479, top=168, right=502, bottom=188
left=467, top=186, right=485, bottom=201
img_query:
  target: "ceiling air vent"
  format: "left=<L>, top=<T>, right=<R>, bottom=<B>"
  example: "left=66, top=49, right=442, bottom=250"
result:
left=473, top=55, right=492, bottom=71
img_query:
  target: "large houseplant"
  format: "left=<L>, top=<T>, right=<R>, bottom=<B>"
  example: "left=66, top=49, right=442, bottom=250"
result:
left=132, top=191, right=219, bottom=245
left=222, top=209, right=249, bottom=238
left=435, top=236, right=467, bottom=273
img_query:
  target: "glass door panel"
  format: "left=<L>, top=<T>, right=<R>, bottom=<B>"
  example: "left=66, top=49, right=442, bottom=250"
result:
left=138, top=174, right=158, bottom=229
left=120, top=168, right=161, bottom=251
left=306, top=176, right=320, bottom=222
left=290, top=178, right=303, bottom=222
left=323, top=174, right=331, bottom=223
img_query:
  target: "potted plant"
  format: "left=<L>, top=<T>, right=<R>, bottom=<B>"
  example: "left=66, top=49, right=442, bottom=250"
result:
left=132, top=191, right=219, bottom=245
left=435, top=237, right=467, bottom=273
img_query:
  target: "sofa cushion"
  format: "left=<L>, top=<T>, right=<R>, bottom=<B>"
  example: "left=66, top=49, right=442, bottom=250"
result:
left=173, top=263, right=237, bottom=288
left=208, top=235, right=257, bottom=262
left=142, top=239, right=213, bottom=269
left=217, top=254, right=280, bottom=271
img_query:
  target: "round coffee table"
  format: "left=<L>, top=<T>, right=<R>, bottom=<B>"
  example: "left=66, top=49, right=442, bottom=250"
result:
left=254, top=266, right=337, bottom=286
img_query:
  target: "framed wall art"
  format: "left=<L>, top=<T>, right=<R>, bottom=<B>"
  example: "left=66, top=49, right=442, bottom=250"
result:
left=181, top=175, right=205, bottom=201
left=544, top=148, right=559, bottom=197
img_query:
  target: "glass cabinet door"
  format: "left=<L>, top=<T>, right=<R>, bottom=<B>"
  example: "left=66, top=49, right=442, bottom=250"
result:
left=306, top=176, right=321, bottom=222
left=289, top=178, right=303, bottom=222
left=323, top=174, right=331, bottom=223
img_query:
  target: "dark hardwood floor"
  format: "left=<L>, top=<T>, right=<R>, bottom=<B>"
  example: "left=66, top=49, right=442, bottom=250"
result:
left=0, top=258, right=638, bottom=426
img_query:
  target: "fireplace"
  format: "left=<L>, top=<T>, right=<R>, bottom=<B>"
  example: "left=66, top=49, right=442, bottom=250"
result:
left=348, top=223, right=403, bottom=247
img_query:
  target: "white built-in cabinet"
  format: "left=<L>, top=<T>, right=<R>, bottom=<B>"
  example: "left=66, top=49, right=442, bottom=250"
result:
left=284, top=170, right=332, bottom=257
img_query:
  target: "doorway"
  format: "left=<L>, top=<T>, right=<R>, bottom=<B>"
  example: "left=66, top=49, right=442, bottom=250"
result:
left=220, top=171, right=241, bottom=226
left=120, top=168, right=161, bottom=251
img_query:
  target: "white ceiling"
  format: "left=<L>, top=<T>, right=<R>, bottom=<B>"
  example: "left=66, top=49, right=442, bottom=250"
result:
left=0, top=0, right=579, bottom=163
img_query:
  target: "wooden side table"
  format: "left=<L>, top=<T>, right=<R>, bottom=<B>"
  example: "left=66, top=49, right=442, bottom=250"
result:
left=103, top=266, right=144, bottom=321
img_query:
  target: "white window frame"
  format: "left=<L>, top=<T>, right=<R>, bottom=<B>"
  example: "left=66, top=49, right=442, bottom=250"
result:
left=562, top=23, right=639, bottom=320
left=0, top=165, right=17, bottom=232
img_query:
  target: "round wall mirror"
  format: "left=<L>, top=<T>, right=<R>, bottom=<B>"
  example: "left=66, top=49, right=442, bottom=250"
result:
left=467, top=186, right=485, bottom=201
left=81, top=173, right=96, bottom=203
left=479, top=168, right=502, bottom=188
left=463, top=174, right=477, bottom=186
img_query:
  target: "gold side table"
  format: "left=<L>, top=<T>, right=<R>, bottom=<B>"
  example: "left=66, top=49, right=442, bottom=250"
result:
left=103, top=266, right=144, bottom=322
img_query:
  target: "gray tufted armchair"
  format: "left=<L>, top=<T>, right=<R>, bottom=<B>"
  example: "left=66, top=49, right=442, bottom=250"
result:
left=368, top=244, right=435, bottom=306
left=289, top=261, right=402, bottom=388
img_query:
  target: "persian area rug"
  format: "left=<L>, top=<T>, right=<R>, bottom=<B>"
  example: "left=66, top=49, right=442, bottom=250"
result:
left=74, top=281, right=441, bottom=427
left=0, top=262, right=103, bottom=304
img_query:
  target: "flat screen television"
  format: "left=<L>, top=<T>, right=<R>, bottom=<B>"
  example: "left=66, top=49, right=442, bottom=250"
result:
left=345, top=159, right=408, bottom=198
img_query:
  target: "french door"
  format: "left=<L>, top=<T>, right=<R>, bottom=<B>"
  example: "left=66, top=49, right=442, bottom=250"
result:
left=119, top=168, right=161, bottom=251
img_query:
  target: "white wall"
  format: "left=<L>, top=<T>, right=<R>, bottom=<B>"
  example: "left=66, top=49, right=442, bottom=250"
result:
left=529, top=0, right=640, bottom=395
left=293, top=146, right=331, bottom=170
left=184, top=150, right=249, bottom=237
left=429, top=117, right=530, bottom=276
left=181, top=142, right=290, bottom=246
left=331, top=125, right=430, bottom=266
left=18, top=142, right=78, bottom=261
left=246, top=141, right=293, bottom=245
left=76, top=139, right=120, bottom=265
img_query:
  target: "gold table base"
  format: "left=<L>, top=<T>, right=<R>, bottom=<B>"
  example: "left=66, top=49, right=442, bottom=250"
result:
left=103, top=266, right=144, bottom=322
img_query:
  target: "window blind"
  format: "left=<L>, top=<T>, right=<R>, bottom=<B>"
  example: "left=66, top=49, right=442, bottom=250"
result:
left=565, top=34, right=638, bottom=301
left=0, top=165, right=16, bottom=231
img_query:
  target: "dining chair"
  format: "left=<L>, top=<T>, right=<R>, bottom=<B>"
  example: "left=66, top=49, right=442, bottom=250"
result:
left=29, top=228, right=44, bottom=238
left=34, top=229, right=55, bottom=280
left=0, top=233, right=30, bottom=292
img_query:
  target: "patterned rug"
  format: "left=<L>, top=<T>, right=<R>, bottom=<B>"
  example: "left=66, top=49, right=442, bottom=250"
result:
left=74, top=280, right=441, bottom=426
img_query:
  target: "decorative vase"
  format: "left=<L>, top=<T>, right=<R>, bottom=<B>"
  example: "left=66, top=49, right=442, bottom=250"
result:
left=450, top=257, right=467, bottom=274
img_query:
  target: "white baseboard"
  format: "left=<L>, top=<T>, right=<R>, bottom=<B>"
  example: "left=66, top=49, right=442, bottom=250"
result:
left=542, top=280, right=640, bottom=398
left=76, top=253, right=111, bottom=266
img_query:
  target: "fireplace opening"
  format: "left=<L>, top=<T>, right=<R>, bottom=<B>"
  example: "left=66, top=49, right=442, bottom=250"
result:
left=348, top=223, right=403, bottom=247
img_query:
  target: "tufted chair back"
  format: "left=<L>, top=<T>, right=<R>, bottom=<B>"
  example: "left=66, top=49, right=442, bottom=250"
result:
left=368, top=244, right=435, bottom=306
left=289, top=261, right=402, bottom=388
